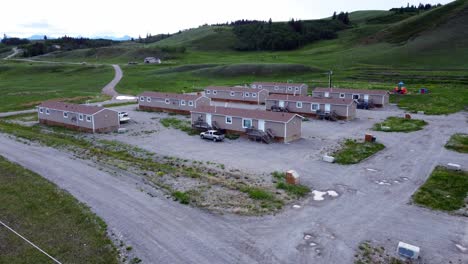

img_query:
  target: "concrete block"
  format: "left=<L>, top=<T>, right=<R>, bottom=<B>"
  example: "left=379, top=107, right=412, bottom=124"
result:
left=447, top=163, right=461, bottom=171
left=286, top=170, right=300, bottom=185
left=323, top=155, right=335, bottom=163
left=118, top=128, right=127, bottom=134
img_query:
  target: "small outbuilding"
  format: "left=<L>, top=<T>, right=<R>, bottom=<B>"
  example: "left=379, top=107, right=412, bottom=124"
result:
left=312, top=88, right=389, bottom=107
left=251, top=82, right=308, bottom=96
left=205, top=86, right=268, bottom=105
left=266, top=94, right=356, bottom=120
left=138, top=92, right=211, bottom=114
left=38, top=101, right=120, bottom=133
left=191, top=106, right=302, bottom=143
left=144, top=57, right=161, bottom=64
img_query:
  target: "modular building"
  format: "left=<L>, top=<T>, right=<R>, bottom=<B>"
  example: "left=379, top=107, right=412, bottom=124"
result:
left=138, top=92, right=211, bottom=114
left=312, top=88, right=389, bottom=107
left=205, top=86, right=268, bottom=105
left=251, top=82, right=308, bottom=96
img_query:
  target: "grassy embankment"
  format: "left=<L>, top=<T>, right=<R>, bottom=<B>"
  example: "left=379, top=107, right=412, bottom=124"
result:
left=413, top=166, right=468, bottom=211
left=445, top=133, right=468, bottom=153
left=333, top=139, right=385, bottom=164
left=0, top=156, right=118, bottom=264
left=0, top=61, right=113, bottom=112
left=373, top=117, right=428, bottom=132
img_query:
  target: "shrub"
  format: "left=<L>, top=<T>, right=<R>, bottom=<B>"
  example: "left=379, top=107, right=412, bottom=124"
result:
left=172, top=191, right=191, bottom=204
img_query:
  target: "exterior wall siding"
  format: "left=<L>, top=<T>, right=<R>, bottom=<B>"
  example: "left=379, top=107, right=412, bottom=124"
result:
left=38, top=108, right=94, bottom=130
left=139, top=95, right=210, bottom=113
left=254, top=84, right=308, bottom=96
left=205, top=89, right=267, bottom=104
left=312, top=91, right=388, bottom=107
left=266, top=99, right=356, bottom=120
left=93, top=109, right=120, bottom=132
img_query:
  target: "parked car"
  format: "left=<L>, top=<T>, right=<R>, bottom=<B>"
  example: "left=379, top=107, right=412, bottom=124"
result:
left=118, top=112, right=130, bottom=123
left=200, top=130, right=225, bottom=142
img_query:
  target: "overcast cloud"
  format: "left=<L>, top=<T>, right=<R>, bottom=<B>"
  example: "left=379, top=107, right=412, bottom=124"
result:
left=1, top=0, right=453, bottom=38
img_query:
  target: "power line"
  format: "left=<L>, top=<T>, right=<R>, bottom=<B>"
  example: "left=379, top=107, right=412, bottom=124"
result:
left=0, top=220, right=62, bottom=264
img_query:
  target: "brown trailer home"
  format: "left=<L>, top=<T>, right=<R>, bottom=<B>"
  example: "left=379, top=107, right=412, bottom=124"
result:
left=38, top=101, right=120, bottom=133
left=251, top=82, right=308, bottom=96
left=205, top=86, right=269, bottom=105
left=191, top=106, right=302, bottom=143
left=265, top=94, right=356, bottom=120
left=138, top=92, right=211, bottom=114
left=312, top=88, right=389, bottom=107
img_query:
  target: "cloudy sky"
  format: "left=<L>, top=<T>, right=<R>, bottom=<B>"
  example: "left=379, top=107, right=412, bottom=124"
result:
left=2, top=0, right=452, bottom=38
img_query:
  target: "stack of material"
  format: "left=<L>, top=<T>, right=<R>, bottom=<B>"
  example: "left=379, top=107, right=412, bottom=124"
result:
left=405, top=113, right=412, bottom=119
left=447, top=163, right=461, bottom=171
left=286, top=170, right=300, bottom=185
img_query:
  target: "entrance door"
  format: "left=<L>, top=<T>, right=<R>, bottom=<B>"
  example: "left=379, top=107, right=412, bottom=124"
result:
left=258, top=119, right=265, bottom=131
left=279, top=100, right=285, bottom=107
left=324, top=92, right=330, bottom=98
left=364, top=94, right=369, bottom=102
left=206, top=114, right=212, bottom=126
left=325, top=104, right=331, bottom=113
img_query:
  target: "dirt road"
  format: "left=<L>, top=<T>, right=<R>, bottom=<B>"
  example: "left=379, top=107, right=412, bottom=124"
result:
left=0, top=110, right=467, bottom=263
left=101, top=64, right=123, bottom=98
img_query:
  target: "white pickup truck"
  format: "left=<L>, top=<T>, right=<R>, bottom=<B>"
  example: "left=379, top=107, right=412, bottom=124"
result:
left=200, top=130, right=225, bottom=142
left=118, top=112, right=130, bottom=123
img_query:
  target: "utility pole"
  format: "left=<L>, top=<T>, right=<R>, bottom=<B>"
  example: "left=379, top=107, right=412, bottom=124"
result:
left=328, top=70, right=333, bottom=88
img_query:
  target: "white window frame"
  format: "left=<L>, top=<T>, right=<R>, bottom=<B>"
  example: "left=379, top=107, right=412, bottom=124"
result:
left=147, top=97, right=151, bottom=102
left=188, top=101, right=194, bottom=106
left=230, top=91, right=235, bottom=97
left=63, top=112, right=68, bottom=119
left=206, top=90, right=211, bottom=95
left=165, top=98, right=170, bottom=104
left=46, top=108, right=50, bottom=115
left=311, top=103, right=319, bottom=111
left=296, top=101, right=303, bottom=108
left=274, top=86, right=279, bottom=90
left=288, top=86, right=293, bottom=91
left=258, top=85, right=262, bottom=89
left=79, top=114, right=83, bottom=121
left=39, top=107, right=43, bottom=113
left=252, top=93, right=257, bottom=98
left=225, top=116, right=232, bottom=124
left=340, top=93, right=345, bottom=98
left=242, top=118, right=253, bottom=128
left=324, top=92, right=330, bottom=97
left=86, top=115, right=92, bottom=122
left=140, top=96, right=145, bottom=101
left=352, top=94, right=360, bottom=100
left=244, top=92, right=250, bottom=97
left=213, top=90, right=217, bottom=95
left=181, top=100, right=186, bottom=106
left=252, top=84, right=257, bottom=89
left=295, top=87, right=300, bottom=91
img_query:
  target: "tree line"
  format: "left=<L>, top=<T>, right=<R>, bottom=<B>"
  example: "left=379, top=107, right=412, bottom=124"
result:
left=390, top=2, right=442, bottom=13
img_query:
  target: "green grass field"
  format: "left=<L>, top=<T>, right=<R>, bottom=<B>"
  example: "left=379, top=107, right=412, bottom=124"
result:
left=445, top=133, right=468, bottom=153
left=333, top=139, right=385, bottom=164
left=0, top=155, right=118, bottom=264
left=413, top=166, right=468, bottom=211
left=0, top=61, right=113, bottom=112
left=373, top=117, right=428, bottom=132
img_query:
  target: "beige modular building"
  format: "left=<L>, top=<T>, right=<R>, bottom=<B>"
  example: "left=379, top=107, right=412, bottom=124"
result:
left=205, top=86, right=269, bottom=104
left=251, top=82, right=308, bottom=96
left=312, top=88, right=389, bottom=107
left=38, top=101, right=120, bottom=133
left=138, top=92, right=211, bottom=114
left=266, top=94, right=357, bottom=120
left=191, top=106, right=302, bottom=143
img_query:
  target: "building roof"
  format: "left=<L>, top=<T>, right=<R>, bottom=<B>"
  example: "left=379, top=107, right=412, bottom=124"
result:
left=39, top=101, right=105, bottom=115
left=266, top=94, right=354, bottom=105
left=205, top=86, right=266, bottom=92
left=251, top=82, right=306, bottom=87
left=191, top=106, right=300, bottom=123
left=140, top=92, right=203, bottom=101
left=313, top=87, right=389, bottom=95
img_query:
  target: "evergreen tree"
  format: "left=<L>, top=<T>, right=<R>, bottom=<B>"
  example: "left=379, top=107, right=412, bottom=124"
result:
left=43, top=35, right=47, bottom=40
left=332, top=12, right=337, bottom=20
left=343, top=12, right=350, bottom=25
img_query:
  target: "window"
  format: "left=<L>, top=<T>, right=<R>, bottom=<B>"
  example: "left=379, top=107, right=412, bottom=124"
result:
left=296, top=101, right=303, bottom=108
left=242, top=119, right=252, bottom=128
left=340, top=93, right=345, bottom=98
left=213, top=90, right=217, bottom=95
left=324, top=92, right=330, bottom=98
left=165, top=98, right=170, bottom=104
left=288, top=86, right=293, bottom=91
left=225, top=116, right=232, bottom=124
left=63, top=112, right=68, bottom=118
left=140, top=96, right=145, bottom=101
left=252, top=84, right=257, bottom=89
left=147, top=97, right=151, bottom=102
left=86, top=116, right=92, bottom=122
left=274, top=86, right=279, bottom=90
left=79, top=114, right=83, bottom=121
left=295, top=87, right=300, bottom=91
left=311, top=104, right=319, bottom=111
left=252, top=93, right=257, bottom=98
left=230, top=91, right=235, bottom=97
left=46, top=108, right=50, bottom=115
left=39, top=107, right=43, bottom=113
left=206, top=90, right=211, bottom=94
left=258, top=85, right=262, bottom=89
left=181, top=100, right=186, bottom=106
left=352, top=94, right=360, bottom=100
left=188, top=101, right=193, bottom=106
left=244, top=92, right=250, bottom=97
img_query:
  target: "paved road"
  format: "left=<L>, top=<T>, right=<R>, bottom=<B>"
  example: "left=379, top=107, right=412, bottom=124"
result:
left=0, top=111, right=467, bottom=263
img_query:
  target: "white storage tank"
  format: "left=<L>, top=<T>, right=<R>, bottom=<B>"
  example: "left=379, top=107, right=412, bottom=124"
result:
left=397, top=241, right=420, bottom=259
